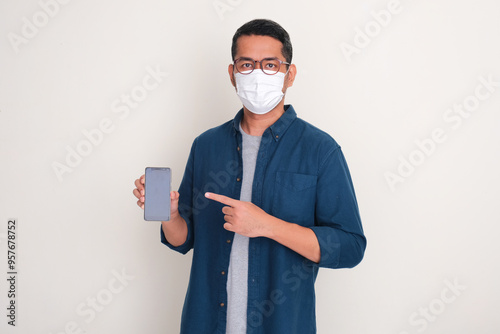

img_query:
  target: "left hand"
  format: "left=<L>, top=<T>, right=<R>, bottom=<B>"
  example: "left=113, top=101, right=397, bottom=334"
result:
left=205, top=192, right=274, bottom=238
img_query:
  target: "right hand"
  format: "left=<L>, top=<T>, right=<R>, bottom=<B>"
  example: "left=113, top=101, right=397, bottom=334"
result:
left=132, top=174, right=180, bottom=220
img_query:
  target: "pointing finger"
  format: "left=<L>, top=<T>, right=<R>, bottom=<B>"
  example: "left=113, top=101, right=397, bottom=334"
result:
left=205, top=192, right=239, bottom=207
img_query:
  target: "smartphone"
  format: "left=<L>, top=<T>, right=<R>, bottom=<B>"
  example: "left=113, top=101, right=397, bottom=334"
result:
left=144, top=167, right=171, bottom=221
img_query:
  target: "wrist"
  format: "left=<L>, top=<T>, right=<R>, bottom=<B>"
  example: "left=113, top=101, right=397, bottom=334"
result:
left=163, top=210, right=181, bottom=224
left=264, top=215, right=285, bottom=240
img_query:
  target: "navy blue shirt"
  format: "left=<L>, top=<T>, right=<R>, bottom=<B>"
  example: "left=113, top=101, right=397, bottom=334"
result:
left=161, top=105, right=366, bottom=334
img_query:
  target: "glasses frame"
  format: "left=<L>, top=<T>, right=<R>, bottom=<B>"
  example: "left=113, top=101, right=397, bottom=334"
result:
left=233, top=57, right=291, bottom=75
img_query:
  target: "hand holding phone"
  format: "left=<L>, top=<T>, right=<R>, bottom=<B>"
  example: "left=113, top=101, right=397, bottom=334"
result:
left=144, top=167, right=171, bottom=221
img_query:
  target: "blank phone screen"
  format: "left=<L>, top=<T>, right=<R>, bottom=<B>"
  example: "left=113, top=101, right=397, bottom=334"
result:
left=144, top=167, right=171, bottom=221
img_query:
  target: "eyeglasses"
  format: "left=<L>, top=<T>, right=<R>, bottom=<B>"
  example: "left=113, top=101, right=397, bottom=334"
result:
left=233, top=57, right=290, bottom=75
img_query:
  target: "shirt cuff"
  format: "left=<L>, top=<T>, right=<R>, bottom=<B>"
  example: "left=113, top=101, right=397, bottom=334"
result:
left=160, top=222, right=193, bottom=255
left=309, top=226, right=341, bottom=268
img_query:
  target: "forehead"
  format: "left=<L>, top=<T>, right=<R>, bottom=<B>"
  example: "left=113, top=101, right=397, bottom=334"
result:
left=235, top=35, right=284, bottom=60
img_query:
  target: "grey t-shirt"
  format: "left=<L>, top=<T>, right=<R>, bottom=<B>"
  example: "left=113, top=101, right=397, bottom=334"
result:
left=225, top=123, right=262, bottom=334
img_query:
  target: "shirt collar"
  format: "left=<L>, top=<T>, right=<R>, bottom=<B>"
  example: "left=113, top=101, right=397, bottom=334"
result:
left=232, top=104, right=297, bottom=141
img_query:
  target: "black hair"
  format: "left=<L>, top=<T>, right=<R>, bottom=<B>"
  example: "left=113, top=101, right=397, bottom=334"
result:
left=231, top=19, right=293, bottom=63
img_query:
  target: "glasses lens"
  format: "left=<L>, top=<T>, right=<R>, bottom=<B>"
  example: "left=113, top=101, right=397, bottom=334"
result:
left=261, top=59, right=281, bottom=75
left=235, top=59, right=254, bottom=74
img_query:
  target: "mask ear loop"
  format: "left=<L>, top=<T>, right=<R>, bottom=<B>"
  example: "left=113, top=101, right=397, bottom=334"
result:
left=282, top=64, right=292, bottom=96
left=283, top=64, right=291, bottom=75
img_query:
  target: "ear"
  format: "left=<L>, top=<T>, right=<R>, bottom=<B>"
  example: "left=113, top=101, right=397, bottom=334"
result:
left=228, top=64, right=236, bottom=88
left=285, top=64, right=297, bottom=89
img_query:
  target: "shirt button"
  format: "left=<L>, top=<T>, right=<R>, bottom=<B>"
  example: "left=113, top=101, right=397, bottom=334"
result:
left=221, top=271, right=226, bottom=275
left=236, top=177, right=241, bottom=182
left=226, top=239, right=231, bottom=244
left=220, top=303, right=225, bottom=307
left=275, top=135, right=279, bottom=139
left=237, top=146, right=241, bottom=151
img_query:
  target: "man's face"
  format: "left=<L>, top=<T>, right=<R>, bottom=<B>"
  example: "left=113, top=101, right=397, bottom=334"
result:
left=229, top=34, right=296, bottom=92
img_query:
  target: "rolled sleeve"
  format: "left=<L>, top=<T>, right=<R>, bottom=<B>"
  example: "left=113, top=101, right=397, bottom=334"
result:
left=312, top=147, right=366, bottom=269
left=160, top=217, right=193, bottom=254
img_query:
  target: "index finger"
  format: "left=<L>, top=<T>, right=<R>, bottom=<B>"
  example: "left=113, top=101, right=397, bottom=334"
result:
left=205, top=192, right=238, bottom=207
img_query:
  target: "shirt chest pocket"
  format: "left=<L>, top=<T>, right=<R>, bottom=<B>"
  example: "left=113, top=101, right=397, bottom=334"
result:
left=272, top=172, right=317, bottom=226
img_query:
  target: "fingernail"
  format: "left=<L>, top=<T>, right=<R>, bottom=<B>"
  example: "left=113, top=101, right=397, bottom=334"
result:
left=205, top=192, right=210, bottom=198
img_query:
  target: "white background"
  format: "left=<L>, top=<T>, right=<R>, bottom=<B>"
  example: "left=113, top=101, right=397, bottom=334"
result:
left=1, top=0, right=499, bottom=333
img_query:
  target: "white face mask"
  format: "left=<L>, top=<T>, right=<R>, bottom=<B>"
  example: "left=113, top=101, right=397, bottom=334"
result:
left=234, top=71, right=286, bottom=115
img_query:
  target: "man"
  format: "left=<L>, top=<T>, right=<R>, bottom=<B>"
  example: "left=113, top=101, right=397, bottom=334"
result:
left=133, top=19, right=366, bottom=334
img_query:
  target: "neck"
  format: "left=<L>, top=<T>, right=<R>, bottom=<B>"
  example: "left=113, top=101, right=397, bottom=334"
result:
left=240, top=101, right=286, bottom=136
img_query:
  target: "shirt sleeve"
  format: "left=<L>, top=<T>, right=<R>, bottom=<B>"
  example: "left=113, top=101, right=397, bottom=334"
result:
left=160, top=139, right=197, bottom=254
left=309, top=146, right=366, bottom=269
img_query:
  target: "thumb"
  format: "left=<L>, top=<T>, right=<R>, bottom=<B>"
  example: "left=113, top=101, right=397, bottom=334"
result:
left=170, top=191, right=180, bottom=213
left=171, top=190, right=180, bottom=200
